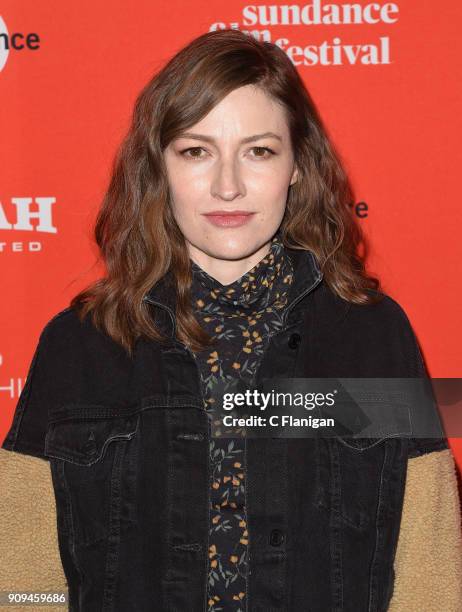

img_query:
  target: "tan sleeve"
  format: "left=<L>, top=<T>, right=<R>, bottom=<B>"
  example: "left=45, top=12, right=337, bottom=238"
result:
left=388, top=448, right=462, bottom=612
left=0, top=448, right=67, bottom=611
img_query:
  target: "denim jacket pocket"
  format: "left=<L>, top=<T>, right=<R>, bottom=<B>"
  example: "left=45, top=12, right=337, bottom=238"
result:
left=315, top=405, right=411, bottom=531
left=45, top=403, right=140, bottom=547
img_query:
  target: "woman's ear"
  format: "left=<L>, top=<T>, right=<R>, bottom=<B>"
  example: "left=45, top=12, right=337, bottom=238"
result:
left=290, top=164, right=299, bottom=186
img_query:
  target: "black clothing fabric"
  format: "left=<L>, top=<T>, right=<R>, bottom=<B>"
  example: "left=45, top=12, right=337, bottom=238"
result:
left=1, top=240, right=448, bottom=611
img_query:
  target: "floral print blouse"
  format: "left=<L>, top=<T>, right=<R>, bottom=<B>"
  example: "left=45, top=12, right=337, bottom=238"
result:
left=189, top=233, right=295, bottom=612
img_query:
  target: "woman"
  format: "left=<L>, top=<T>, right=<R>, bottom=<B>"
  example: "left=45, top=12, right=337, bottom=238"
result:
left=1, top=28, right=461, bottom=612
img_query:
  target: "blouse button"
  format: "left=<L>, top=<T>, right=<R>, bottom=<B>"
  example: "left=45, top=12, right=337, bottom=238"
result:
left=288, top=332, right=301, bottom=349
left=269, top=529, right=285, bottom=547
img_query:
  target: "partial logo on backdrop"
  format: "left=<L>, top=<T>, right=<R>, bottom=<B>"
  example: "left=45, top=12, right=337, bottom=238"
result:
left=0, top=352, right=24, bottom=402
left=0, top=15, right=41, bottom=73
left=209, top=2, right=401, bottom=66
left=0, top=197, right=57, bottom=254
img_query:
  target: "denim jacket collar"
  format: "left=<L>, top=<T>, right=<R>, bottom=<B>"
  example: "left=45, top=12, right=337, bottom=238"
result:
left=143, top=244, right=324, bottom=339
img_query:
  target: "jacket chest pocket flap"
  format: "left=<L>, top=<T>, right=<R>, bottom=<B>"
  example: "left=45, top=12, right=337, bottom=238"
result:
left=45, top=405, right=140, bottom=465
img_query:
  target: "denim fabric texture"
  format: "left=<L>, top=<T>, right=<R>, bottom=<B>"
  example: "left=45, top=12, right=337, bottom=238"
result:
left=2, top=241, right=448, bottom=612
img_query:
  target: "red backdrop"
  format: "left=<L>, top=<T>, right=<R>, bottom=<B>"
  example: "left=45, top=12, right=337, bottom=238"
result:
left=1, top=1, right=461, bottom=471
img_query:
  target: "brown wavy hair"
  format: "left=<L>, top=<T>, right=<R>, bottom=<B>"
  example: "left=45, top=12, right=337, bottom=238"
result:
left=70, top=28, right=383, bottom=358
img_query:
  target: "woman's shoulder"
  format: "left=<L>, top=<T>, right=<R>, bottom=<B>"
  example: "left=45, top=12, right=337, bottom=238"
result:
left=40, top=305, right=113, bottom=346
left=361, top=292, right=426, bottom=376
left=336, top=286, right=417, bottom=332
left=41, top=305, right=89, bottom=336
left=35, top=305, right=129, bottom=372
left=316, top=284, right=426, bottom=376
left=318, top=283, right=418, bottom=335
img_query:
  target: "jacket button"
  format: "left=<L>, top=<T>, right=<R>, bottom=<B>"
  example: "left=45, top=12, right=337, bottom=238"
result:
left=269, top=529, right=285, bottom=547
left=288, top=333, right=301, bottom=349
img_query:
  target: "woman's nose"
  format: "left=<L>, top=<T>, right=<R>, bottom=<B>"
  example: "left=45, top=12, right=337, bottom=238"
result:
left=211, top=159, right=245, bottom=200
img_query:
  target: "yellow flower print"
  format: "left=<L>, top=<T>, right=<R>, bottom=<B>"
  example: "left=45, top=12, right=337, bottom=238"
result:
left=233, top=592, right=245, bottom=600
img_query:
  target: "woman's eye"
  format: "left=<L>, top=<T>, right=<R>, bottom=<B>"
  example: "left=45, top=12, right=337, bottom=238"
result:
left=180, top=147, right=206, bottom=159
left=250, top=146, right=275, bottom=159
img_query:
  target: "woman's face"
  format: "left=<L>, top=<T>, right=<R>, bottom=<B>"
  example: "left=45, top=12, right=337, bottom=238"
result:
left=163, top=84, right=298, bottom=284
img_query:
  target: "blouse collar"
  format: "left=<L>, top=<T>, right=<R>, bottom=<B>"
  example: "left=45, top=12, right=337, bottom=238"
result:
left=190, top=232, right=294, bottom=314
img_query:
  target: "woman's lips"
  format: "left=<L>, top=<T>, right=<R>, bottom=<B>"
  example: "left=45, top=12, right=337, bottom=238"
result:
left=203, top=212, right=255, bottom=228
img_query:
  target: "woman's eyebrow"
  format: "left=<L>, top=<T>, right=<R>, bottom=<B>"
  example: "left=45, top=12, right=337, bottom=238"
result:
left=177, top=131, right=283, bottom=144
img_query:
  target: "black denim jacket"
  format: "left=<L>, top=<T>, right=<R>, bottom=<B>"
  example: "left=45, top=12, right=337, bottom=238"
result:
left=2, top=246, right=448, bottom=611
